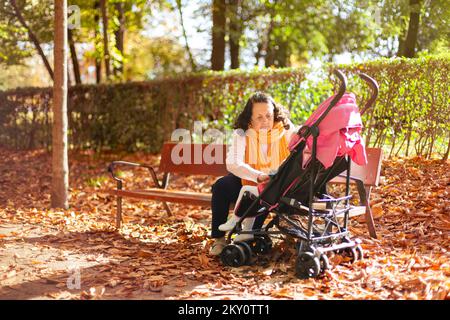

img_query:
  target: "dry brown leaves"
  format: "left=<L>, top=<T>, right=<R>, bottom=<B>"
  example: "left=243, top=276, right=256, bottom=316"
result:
left=0, top=148, right=448, bottom=300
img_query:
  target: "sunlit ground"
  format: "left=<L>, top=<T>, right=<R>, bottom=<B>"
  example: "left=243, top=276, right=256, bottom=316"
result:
left=0, top=148, right=448, bottom=300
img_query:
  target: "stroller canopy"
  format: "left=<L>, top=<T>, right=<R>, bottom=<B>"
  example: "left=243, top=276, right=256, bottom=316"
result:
left=289, top=92, right=368, bottom=169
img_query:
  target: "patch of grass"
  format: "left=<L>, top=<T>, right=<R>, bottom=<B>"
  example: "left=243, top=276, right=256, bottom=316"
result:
left=85, top=175, right=109, bottom=188
left=115, top=170, right=126, bottom=178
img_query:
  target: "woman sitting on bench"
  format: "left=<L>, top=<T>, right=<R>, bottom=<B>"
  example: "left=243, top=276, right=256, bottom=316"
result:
left=209, top=92, right=298, bottom=256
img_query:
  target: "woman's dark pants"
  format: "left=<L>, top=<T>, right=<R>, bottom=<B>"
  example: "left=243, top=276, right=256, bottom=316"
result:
left=211, top=174, right=267, bottom=239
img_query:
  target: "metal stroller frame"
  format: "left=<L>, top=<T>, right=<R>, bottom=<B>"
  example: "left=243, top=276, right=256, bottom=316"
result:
left=220, top=70, right=379, bottom=279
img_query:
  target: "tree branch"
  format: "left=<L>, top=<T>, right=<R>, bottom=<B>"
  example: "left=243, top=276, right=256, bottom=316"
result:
left=176, top=0, right=197, bottom=72
left=9, top=0, right=54, bottom=80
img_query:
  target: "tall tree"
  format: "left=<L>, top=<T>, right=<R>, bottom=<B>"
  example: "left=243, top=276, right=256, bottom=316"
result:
left=263, top=1, right=280, bottom=67
left=400, top=0, right=422, bottom=57
left=94, top=0, right=102, bottom=83
left=211, top=0, right=226, bottom=70
left=228, top=0, right=242, bottom=69
left=100, top=0, right=111, bottom=79
left=113, top=1, right=125, bottom=75
left=68, top=28, right=82, bottom=84
left=52, top=0, right=69, bottom=209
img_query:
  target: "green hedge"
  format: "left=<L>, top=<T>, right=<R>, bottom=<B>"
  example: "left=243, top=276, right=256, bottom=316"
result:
left=0, top=55, right=448, bottom=159
left=0, top=68, right=306, bottom=153
left=337, top=54, right=449, bottom=159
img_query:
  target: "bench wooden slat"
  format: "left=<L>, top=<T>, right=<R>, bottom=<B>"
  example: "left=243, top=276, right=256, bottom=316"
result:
left=104, top=188, right=213, bottom=206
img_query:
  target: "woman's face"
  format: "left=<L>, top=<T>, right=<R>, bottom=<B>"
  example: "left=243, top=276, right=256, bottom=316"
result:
left=250, top=102, right=275, bottom=131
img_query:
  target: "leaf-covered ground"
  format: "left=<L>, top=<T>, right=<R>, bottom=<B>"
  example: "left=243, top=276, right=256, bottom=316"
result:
left=0, top=148, right=448, bottom=300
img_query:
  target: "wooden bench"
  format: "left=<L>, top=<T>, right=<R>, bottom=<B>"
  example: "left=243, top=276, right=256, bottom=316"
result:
left=104, top=142, right=383, bottom=238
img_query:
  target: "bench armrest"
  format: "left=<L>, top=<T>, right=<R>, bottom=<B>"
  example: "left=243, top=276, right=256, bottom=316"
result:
left=107, top=161, right=165, bottom=189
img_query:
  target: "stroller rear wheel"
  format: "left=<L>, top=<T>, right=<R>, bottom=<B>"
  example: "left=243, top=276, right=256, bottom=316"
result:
left=295, top=252, right=320, bottom=279
left=220, top=244, right=247, bottom=267
left=342, top=247, right=358, bottom=263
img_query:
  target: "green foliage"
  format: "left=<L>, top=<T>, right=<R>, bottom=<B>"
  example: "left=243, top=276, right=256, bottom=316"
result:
left=337, top=53, right=450, bottom=158
left=0, top=55, right=448, bottom=159
left=123, top=34, right=190, bottom=80
left=0, top=68, right=305, bottom=152
left=0, top=0, right=53, bottom=65
left=85, top=175, right=109, bottom=188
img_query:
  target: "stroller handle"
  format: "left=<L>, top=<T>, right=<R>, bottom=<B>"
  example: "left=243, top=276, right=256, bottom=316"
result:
left=358, top=72, right=379, bottom=116
left=312, top=69, right=347, bottom=128
left=334, top=69, right=347, bottom=98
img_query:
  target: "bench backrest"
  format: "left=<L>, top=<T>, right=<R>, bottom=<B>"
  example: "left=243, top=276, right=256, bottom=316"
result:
left=159, top=142, right=383, bottom=186
left=159, top=143, right=229, bottom=176
left=347, top=147, right=383, bottom=186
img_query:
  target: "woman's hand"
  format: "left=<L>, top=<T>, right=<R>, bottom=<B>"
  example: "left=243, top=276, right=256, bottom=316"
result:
left=257, top=173, right=270, bottom=183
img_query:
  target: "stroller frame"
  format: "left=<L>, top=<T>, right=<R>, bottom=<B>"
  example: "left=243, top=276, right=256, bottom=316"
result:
left=221, top=70, right=379, bottom=279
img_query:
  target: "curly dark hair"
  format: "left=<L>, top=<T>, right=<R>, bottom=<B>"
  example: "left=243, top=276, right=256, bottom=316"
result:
left=233, top=92, right=290, bottom=131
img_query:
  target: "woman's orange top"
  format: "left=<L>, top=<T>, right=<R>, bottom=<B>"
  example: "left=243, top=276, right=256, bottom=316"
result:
left=242, top=121, right=290, bottom=186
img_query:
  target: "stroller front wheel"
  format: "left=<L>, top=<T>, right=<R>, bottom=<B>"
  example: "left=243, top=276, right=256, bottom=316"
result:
left=319, top=254, right=330, bottom=273
left=220, top=244, right=247, bottom=267
left=234, top=241, right=253, bottom=264
left=295, top=252, right=320, bottom=279
left=355, top=244, right=364, bottom=261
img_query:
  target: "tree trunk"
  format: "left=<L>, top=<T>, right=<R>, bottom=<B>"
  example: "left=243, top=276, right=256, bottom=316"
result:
left=264, top=16, right=275, bottom=67
left=114, top=2, right=125, bottom=75
left=67, top=66, right=72, bottom=86
left=405, top=129, right=412, bottom=157
left=228, top=0, right=241, bottom=69
left=443, top=131, right=450, bottom=161
left=389, top=132, right=397, bottom=158
left=94, top=0, right=102, bottom=83
left=100, top=0, right=111, bottom=79
left=68, top=28, right=82, bottom=85
left=211, top=0, right=226, bottom=71
left=274, top=39, right=290, bottom=67
left=427, top=134, right=435, bottom=159
left=400, top=0, right=422, bottom=58
left=52, top=0, right=69, bottom=209
left=254, top=42, right=263, bottom=66
left=9, top=0, right=54, bottom=80
left=395, top=134, right=407, bottom=157
left=176, top=0, right=197, bottom=71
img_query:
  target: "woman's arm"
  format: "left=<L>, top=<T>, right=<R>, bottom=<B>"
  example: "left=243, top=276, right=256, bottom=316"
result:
left=226, top=131, right=264, bottom=183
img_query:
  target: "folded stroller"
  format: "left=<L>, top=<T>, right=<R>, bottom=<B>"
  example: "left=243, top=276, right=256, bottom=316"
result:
left=220, top=70, right=379, bottom=279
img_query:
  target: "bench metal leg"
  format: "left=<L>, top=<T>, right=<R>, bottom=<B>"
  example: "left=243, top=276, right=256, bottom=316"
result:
left=116, top=195, right=122, bottom=228
left=116, top=180, right=123, bottom=228
left=162, top=202, right=173, bottom=216
left=160, top=173, right=172, bottom=217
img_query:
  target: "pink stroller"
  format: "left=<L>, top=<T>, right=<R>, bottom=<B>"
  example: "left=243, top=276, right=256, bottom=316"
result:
left=220, top=70, right=379, bottom=279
